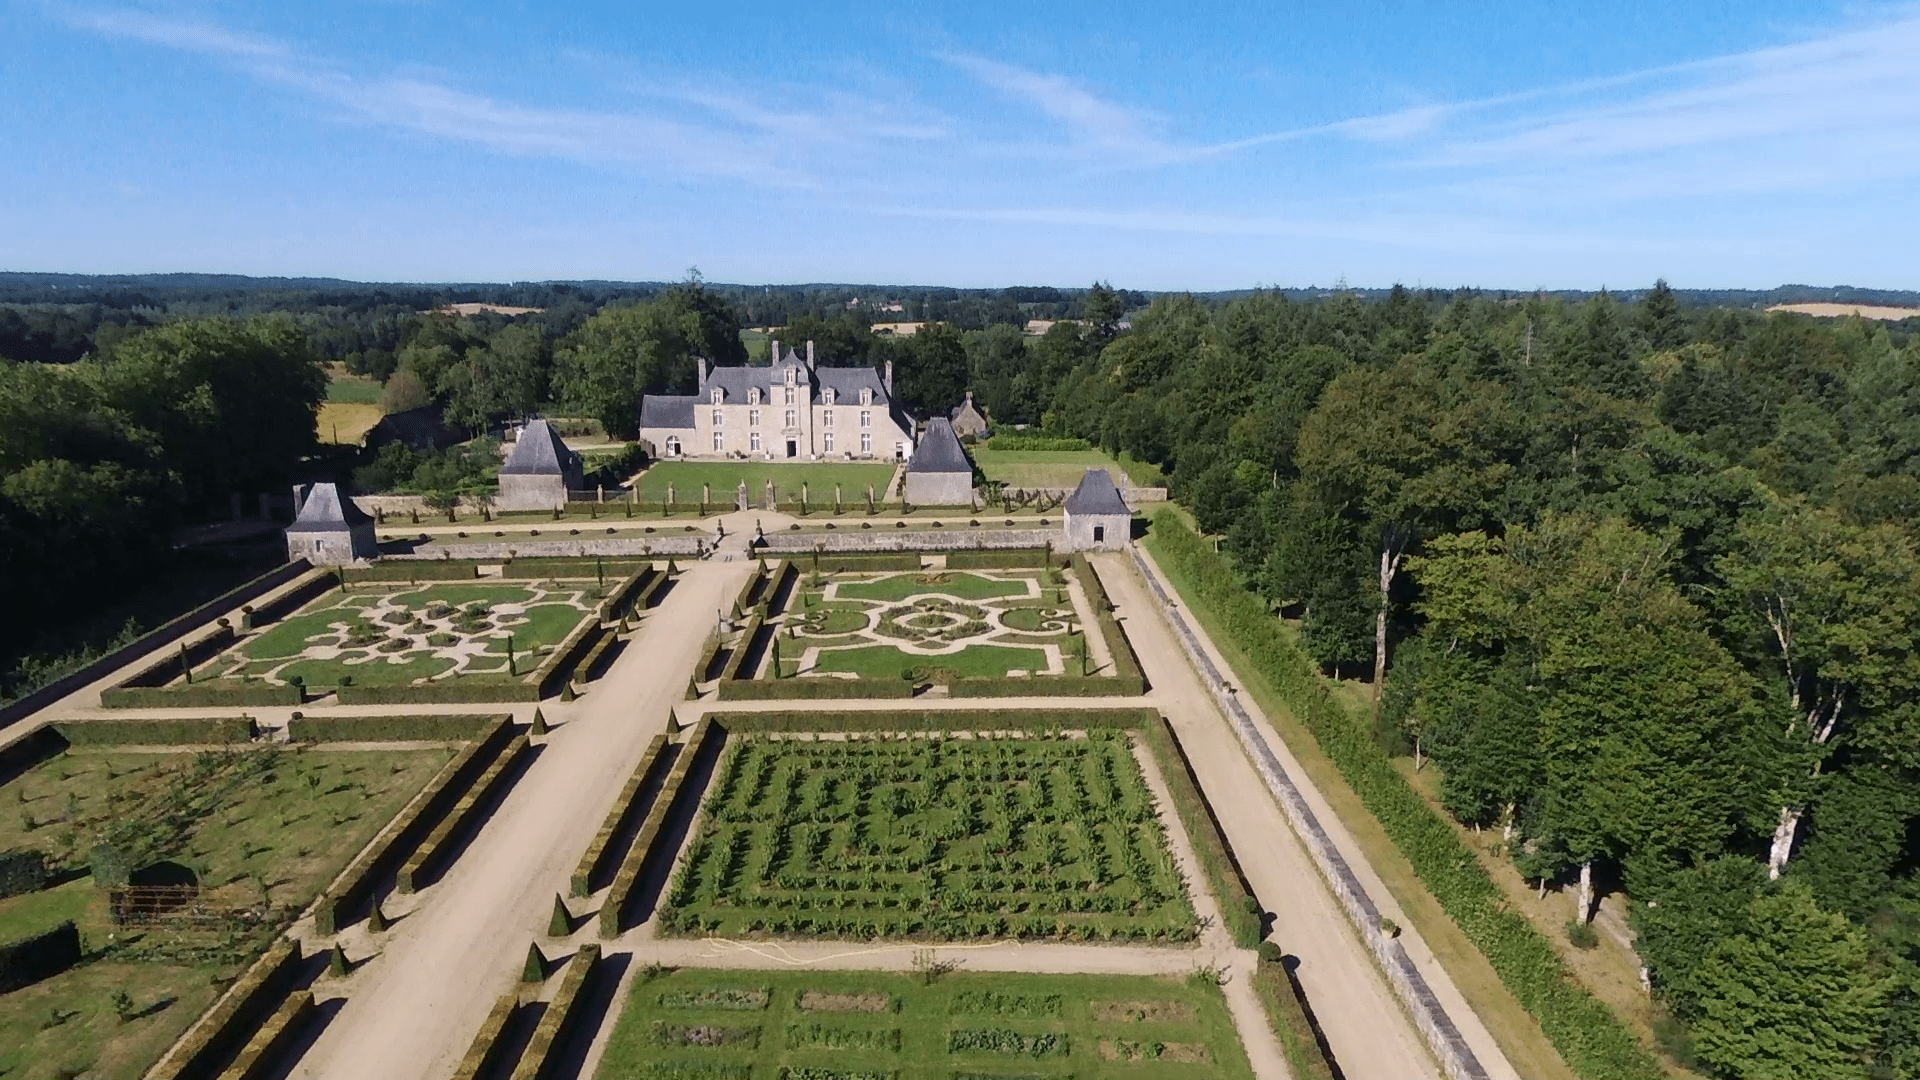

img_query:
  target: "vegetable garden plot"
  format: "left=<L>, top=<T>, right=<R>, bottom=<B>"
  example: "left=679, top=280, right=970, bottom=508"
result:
left=658, top=732, right=1195, bottom=941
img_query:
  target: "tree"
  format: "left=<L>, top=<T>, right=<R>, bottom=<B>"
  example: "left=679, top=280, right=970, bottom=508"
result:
left=552, top=286, right=744, bottom=436
left=1082, top=281, right=1125, bottom=343
left=1691, top=883, right=1889, bottom=1080
left=1640, top=278, right=1686, bottom=351
left=443, top=323, right=547, bottom=429
left=381, top=370, right=429, bottom=414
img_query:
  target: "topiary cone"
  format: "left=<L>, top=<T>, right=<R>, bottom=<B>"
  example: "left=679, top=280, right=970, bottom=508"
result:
left=548, top=894, right=571, bottom=937
left=685, top=678, right=700, bottom=701
left=530, top=708, right=548, bottom=736
left=327, top=942, right=348, bottom=977
left=367, top=903, right=388, bottom=933
left=522, top=942, right=545, bottom=982
left=560, top=683, right=577, bottom=702
left=666, top=557, right=679, bottom=575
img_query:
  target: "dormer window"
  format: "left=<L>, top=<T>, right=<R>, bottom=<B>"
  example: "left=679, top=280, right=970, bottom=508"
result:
left=710, top=388, right=722, bottom=405
left=859, top=388, right=873, bottom=406
left=785, top=367, right=797, bottom=385
left=748, top=387, right=760, bottom=406
left=824, top=387, right=836, bottom=405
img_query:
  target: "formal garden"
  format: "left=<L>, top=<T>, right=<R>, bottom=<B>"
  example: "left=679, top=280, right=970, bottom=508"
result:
left=0, top=742, right=452, bottom=1080
left=593, top=966, right=1254, bottom=1080
left=782, top=569, right=1096, bottom=684
left=657, top=730, right=1195, bottom=941
left=188, top=580, right=602, bottom=692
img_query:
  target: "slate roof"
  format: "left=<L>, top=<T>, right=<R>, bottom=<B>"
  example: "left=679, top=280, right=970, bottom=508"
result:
left=500, top=418, right=580, bottom=475
left=639, top=395, right=697, bottom=429
left=906, top=417, right=973, bottom=474
left=816, top=366, right=889, bottom=404
left=951, top=392, right=989, bottom=428
left=287, top=482, right=373, bottom=533
left=1064, top=468, right=1131, bottom=516
left=366, top=403, right=461, bottom=451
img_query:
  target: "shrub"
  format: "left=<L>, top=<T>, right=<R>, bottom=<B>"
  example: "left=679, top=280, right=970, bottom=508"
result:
left=984, top=434, right=1091, bottom=451
left=1567, top=921, right=1600, bottom=950
left=1258, top=940, right=1284, bottom=964
left=146, top=940, right=303, bottom=1080
left=0, top=850, right=48, bottom=899
left=55, top=716, right=257, bottom=745
left=288, top=713, right=499, bottom=742
left=1147, top=510, right=1663, bottom=1080
left=572, top=733, right=672, bottom=896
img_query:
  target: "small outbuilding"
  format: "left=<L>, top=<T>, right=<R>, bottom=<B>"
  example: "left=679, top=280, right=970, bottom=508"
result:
left=285, top=482, right=378, bottom=565
left=903, top=417, right=976, bottom=506
left=949, top=391, right=991, bottom=440
left=1061, top=468, right=1132, bottom=551
left=364, top=403, right=462, bottom=452
left=495, top=418, right=583, bottom=511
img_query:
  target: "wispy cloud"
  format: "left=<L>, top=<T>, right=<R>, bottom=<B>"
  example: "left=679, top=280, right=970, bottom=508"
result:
left=940, top=53, right=1188, bottom=165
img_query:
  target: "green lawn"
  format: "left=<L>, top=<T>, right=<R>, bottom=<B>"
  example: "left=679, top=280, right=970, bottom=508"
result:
left=325, top=371, right=383, bottom=404
left=832, top=572, right=1035, bottom=603
left=0, top=745, right=451, bottom=1080
left=633, top=461, right=897, bottom=503
left=594, top=967, right=1254, bottom=1080
left=808, top=644, right=1049, bottom=680
left=973, top=448, right=1164, bottom=489
left=662, top=732, right=1192, bottom=942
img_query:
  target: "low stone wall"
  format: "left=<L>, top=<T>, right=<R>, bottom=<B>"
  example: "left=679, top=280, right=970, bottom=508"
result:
left=386, top=535, right=710, bottom=560
left=1128, top=545, right=1489, bottom=1080
left=757, top=528, right=1057, bottom=554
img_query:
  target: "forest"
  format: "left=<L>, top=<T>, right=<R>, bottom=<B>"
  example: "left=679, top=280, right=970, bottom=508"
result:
left=2, top=272, right=1918, bottom=1077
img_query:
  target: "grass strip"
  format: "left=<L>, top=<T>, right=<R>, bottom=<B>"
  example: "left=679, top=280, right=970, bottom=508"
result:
left=1146, top=509, right=1661, bottom=1080
left=1137, top=717, right=1264, bottom=948
left=1252, top=956, right=1338, bottom=1080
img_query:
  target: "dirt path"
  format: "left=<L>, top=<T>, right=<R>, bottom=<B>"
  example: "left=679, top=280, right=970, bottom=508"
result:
left=1090, top=551, right=1449, bottom=1080
left=288, top=560, right=749, bottom=1080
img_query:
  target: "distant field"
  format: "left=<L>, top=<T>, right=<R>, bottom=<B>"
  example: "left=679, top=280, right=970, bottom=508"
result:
left=318, top=402, right=383, bottom=445
left=634, top=460, right=897, bottom=502
left=1768, top=302, right=1920, bottom=321
left=974, top=448, right=1164, bottom=489
left=325, top=369, right=383, bottom=404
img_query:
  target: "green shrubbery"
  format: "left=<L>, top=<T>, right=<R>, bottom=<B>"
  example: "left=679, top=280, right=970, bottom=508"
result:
left=147, top=940, right=303, bottom=1080
left=572, top=733, right=672, bottom=896
left=945, top=549, right=1051, bottom=569
left=984, top=435, right=1092, bottom=451
left=0, top=849, right=48, bottom=898
left=601, top=720, right=716, bottom=936
left=287, top=713, right=500, bottom=742
left=0, top=920, right=80, bottom=993
left=1138, top=718, right=1264, bottom=948
left=396, top=735, right=531, bottom=892
left=709, top=708, right=1158, bottom=735
left=55, top=715, right=257, bottom=745
left=343, top=561, right=481, bottom=583
left=336, top=679, right=539, bottom=705
left=1148, top=510, right=1663, bottom=1080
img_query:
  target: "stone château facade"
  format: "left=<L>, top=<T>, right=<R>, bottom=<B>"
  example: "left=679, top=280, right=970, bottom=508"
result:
left=637, top=341, right=914, bottom=462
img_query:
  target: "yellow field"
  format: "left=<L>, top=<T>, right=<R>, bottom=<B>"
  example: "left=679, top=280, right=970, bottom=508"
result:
left=318, top=402, right=383, bottom=445
left=1768, top=302, right=1920, bottom=321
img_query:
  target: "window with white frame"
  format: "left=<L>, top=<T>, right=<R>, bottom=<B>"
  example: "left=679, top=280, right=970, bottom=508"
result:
left=823, top=432, right=834, bottom=452
left=785, top=367, right=796, bottom=385
left=784, top=409, right=796, bottom=427
left=710, top=388, right=722, bottom=404
left=859, top=388, right=872, bottom=405
left=712, top=430, right=724, bottom=451
left=665, top=436, right=680, bottom=455
left=749, top=408, right=760, bottom=426
left=860, top=432, right=872, bottom=453
left=711, top=409, right=722, bottom=426
left=784, top=386, right=795, bottom=405
left=823, top=409, right=833, bottom=427
left=748, top=387, right=759, bottom=405
left=860, top=410, right=871, bottom=428
left=750, top=431, right=761, bottom=451
left=823, top=387, right=835, bottom=405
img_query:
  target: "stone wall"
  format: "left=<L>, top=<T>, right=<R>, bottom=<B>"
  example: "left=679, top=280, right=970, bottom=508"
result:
left=902, top=471, right=974, bottom=506
left=758, top=528, right=1057, bottom=554
left=496, top=473, right=571, bottom=512
left=385, top=535, right=709, bottom=560
left=1062, top=511, right=1130, bottom=552
left=1128, top=545, right=1491, bottom=1080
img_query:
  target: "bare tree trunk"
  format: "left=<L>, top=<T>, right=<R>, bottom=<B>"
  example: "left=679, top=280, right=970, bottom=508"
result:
left=1767, top=804, right=1804, bottom=880
left=1576, top=861, right=1594, bottom=924
left=1373, top=545, right=1404, bottom=701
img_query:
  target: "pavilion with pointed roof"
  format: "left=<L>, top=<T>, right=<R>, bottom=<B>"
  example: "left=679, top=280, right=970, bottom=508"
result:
left=903, top=416, right=976, bottom=505
left=1062, top=468, right=1133, bottom=551
left=285, top=481, right=378, bottom=564
left=496, top=418, right=584, bottom=511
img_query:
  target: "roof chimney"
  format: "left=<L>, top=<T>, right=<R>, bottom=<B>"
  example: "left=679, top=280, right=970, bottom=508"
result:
left=770, top=339, right=780, bottom=366
left=806, top=340, right=815, bottom=369
left=884, top=359, right=893, bottom=394
left=696, top=356, right=707, bottom=384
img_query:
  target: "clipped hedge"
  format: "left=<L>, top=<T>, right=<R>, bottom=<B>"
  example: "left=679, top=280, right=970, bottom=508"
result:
left=946, top=674, right=1142, bottom=698
left=452, top=993, right=521, bottom=1080
left=0, top=850, right=48, bottom=899
left=717, top=616, right=765, bottom=683
left=112, top=625, right=237, bottom=688
left=716, top=677, right=914, bottom=701
left=219, top=990, right=316, bottom=1080
left=600, top=720, right=715, bottom=937
left=500, top=557, right=649, bottom=580
left=336, top=679, right=540, bottom=705
left=101, top=683, right=301, bottom=709
left=576, top=630, right=620, bottom=684
left=1147, top=510, right=1662, bottom=1080
left=532, top=617, right=606, bottom=698
left=636, top=569, right=671, bottom=610
left=509, top=944, right=601, bottom=1080
left=730, top=563, right=771, bottom=617
left=314, top=715, right=515, bottom=934
left=984, top=434, right=1091, bottom=451
left=813, top=552, right=922, bottom=572
left=287, top=713, right=500, bottom=742
left=694, top=634, right=725, bottom=684
left=55, top=715, right=257, bottom=745
left=148, top=939, right=303, bottom=1080
left=709, top=707, right=1159, bottom=735
left=1137, top=718, right=1263, bottom=948
left=345, top=560, right=481, bottom=582
left=603, top=566, right=658, bottom=619
left=572, top=733, right=672, bottom=896
left=245, top=571, right=342, bottom=626
left=1254, top=956, right=1339, bottom=1080
left=397, top=735, right=532, bottom=893
left=945, top=548, right=1050, bottom=569
left=0, top=920, right=80, bottom=993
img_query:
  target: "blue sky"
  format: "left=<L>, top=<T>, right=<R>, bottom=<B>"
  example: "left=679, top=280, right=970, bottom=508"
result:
left=4, top=1, right=1918, bottom=289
